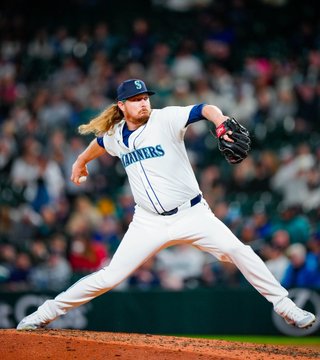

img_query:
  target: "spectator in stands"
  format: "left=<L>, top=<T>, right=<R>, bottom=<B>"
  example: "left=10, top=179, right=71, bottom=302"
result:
left=294, top=81, right=319, bottom=133
left=31, top=154, right=65, bottom=212
left=271, top=143, right=316, bottom=208
left=227, top=81, right=257, bottom=127
left=91, top=22, right=119, bottom=58
left=69, top=232, right=108, bottom=273
left=308, top=232, right=320, bottom=263
left=301, top=167, right=320, bottom=212
left=0, top=64, right=19, bottom=119
left=252, top=206, right=273, bottom=241
left=239, top=219, right=265, bottom=255
left=29, top=251, right=72, bottom=291
left=270, top=87, right=296, bottom=124
left=166, top=79, right=197, bottom=106
left=29, top=239, right=49, bottom=265
left=263, top=230, right=290, bottom=282
left=156, top=244, right=207, bottom=290
left=0, top=243, right=16, bottom=284
left=273, top=204, right=311, bottom=245
left=128, top=258, right=161, bottom=290
left=10, top=137, right=42, bottom=201
left=0, top=121, right=17, bottom=173
left=281, top=243, right=320, bottom=289
left=95, top=214, right=122, bottom=255
left=128, top=18, right=154, bottom=65
left=170, top=40, right=203, bottom=81
left=66, top=195, right=103, bottom=235
left=5, top=252, right=32, bottom=291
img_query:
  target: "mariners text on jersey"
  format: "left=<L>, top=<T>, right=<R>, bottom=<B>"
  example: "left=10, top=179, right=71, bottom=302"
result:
left=120, top=145, right=165, bottom=168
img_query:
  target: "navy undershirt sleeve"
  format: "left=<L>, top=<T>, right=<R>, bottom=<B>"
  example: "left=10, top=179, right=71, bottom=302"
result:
left=186, top=103, right=206, bottom=126
left=97, top=137, right=104, bottom=148
left=122, top=122, right=135, bottom=147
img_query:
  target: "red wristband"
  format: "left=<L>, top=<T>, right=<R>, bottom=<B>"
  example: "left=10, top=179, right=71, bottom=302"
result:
left=216, top=123, right=227, bottom=138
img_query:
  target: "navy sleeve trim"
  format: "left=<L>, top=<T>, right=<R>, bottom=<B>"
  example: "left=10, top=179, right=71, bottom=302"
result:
left=97, top=137, right=104, bottom=148
left=186, top=103, right=206, bottom=126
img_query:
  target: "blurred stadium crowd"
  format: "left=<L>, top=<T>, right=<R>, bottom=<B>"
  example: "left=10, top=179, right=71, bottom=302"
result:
left=1, top=0, right=320, bottom=292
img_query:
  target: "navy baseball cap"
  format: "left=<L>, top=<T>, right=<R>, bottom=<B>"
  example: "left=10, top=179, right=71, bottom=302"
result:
left=117, top=79, right=155, bottom=101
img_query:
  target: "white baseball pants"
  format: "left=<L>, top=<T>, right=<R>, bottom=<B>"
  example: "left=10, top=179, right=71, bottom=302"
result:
left=38, top=199, right=288, bottom=323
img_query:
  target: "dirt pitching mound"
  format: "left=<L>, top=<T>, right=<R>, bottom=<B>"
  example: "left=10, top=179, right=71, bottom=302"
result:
left=1, top=329, right=319, bottom=360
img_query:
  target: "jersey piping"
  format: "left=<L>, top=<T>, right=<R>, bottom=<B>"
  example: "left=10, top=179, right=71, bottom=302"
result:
left=132, top=123, right=166, bottom=214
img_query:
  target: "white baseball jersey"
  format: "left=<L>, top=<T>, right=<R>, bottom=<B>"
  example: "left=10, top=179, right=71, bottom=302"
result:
left=31, top=104, right=290, bottom=328
left=102, top=106, right=201, bottom=214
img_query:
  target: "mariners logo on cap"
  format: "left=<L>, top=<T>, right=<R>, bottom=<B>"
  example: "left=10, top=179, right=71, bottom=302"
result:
left=134, top=80, right=143, bottom=90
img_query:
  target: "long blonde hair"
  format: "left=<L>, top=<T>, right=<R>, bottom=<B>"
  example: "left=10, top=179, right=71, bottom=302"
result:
left=78, top=104, right=124, bottom=136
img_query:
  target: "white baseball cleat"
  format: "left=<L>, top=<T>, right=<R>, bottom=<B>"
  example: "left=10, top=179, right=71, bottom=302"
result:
left=281, top=306, right=315, bottom=329
left=17, top=311, right=49, bottom=330
left=275, top=299, right=316, bottom=329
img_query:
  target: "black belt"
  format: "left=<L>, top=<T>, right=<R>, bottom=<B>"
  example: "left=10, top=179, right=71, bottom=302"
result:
left=160, top=194, right=202, bottom=216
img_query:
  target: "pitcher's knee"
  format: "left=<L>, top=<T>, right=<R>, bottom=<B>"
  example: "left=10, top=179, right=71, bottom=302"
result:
left=221, top=241, right=249, bottom=256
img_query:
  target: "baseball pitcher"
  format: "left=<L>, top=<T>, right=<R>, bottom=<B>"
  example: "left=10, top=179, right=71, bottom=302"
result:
left=17, top=79, right=316, bottom=330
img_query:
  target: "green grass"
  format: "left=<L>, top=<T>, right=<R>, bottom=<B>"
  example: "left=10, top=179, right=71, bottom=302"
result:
left=174, top=335, right=320, bottom=346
